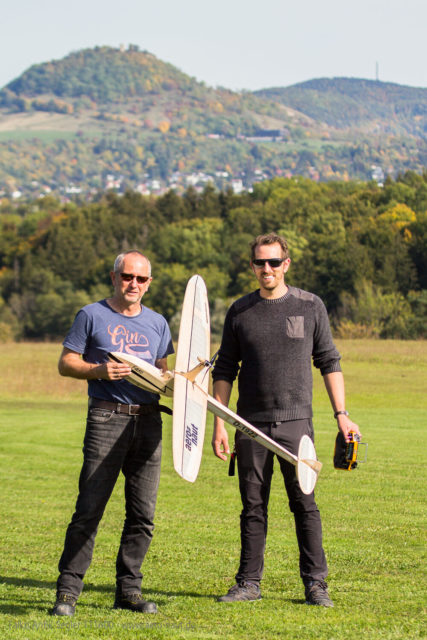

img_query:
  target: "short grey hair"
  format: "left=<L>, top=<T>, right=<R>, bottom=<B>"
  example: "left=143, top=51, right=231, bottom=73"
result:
left=113, top=251, right=151, bottom=276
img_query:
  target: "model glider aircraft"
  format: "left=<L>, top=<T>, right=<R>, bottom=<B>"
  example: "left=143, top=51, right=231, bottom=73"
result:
left=109, top=275, right=322, bottom=495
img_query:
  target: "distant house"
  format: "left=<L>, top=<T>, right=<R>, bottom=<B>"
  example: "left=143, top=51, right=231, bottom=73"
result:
left=231, top=179, right=244, bottom=194
left=371, top=165, right=385, bottom=186
left=245, top=128, right=288, bottom=142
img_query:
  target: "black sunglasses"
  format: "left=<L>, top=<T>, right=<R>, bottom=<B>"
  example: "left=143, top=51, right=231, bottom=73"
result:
left=120, top=272, right=150, bottom=284
left=252, top=258, right=285, bottom=268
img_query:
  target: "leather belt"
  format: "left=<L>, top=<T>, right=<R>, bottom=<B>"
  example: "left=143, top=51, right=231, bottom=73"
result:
left=89, top=398, right=172, bottom=416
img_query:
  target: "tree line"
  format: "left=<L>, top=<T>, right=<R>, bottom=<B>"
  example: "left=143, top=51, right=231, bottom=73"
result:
left=0, top=172, right=426, bottom=342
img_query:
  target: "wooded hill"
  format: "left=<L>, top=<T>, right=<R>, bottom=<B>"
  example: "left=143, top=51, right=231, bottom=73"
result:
left=255, top=78, right=427, bottom=135
left=0, top=46, right=425, bottom=197
left=0, top=172, right=426, bottom=342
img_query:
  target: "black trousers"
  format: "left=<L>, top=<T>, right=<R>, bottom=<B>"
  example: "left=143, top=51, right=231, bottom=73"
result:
left=235, top=418, right=327, bottom=585
left=56, top=406, right=162, bottom=598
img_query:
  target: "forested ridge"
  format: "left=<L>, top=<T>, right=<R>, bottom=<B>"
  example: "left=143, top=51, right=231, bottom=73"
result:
left=0, top=46, right=426, bottom=197
left=255, top=78, right=427, bottom=134
left=1, top=172, right=426, bottom=341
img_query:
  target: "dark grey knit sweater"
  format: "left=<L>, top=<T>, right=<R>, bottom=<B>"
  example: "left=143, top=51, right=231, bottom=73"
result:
left=212, top=286, right=342, bottom=422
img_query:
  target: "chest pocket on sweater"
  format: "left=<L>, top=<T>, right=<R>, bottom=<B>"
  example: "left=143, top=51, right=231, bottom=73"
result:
left=286, top=315, right=304, bottom=338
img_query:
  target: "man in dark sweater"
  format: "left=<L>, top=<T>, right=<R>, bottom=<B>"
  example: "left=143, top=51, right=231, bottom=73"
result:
left=212, top=233, right=360, bottom=607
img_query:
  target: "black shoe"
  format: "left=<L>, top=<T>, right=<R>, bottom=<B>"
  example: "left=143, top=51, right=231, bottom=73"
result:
left=114, top=592, right=158, bottom=613
left=217, top=581, right=261, bottom=602
left=50, top=593, right=77, bottom=616
left=305, top=580, right=334, bottom=607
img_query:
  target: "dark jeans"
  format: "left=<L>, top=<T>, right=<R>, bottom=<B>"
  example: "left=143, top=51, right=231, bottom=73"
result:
left=56, top=405, right=162, bottom=598
left=235, top=418, right=327, bottom=586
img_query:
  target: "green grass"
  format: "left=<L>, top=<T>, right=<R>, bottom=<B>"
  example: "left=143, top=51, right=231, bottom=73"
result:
left=0, top=341, right=426, bottom=639
left=0, top=130, right=104, bottom=143
left=0, top=130, right=80, bottom=142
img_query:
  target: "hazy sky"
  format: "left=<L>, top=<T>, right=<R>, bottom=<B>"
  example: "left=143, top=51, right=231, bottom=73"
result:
left=2, top=0, right=426, bottom=91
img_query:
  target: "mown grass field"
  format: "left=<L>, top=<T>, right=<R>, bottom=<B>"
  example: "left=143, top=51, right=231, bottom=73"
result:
left=0, top=130, right=78, bottom=142
left=0, top=341, right=426, bottom=639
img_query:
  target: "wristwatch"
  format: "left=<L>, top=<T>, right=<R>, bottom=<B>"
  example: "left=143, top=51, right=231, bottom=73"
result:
left=334, top=410, right=349, bottom=419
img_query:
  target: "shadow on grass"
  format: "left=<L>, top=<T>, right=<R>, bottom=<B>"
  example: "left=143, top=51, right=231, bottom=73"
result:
left=0, top=576, right=56, bottom=590
left=0, top=575, right=213, bottom=615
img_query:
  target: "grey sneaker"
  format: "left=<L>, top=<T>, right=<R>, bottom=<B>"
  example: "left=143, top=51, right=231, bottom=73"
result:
left=114, top=591, right=158, bottom=613
left=51, top=593, right=77, bottom=616
left=305, top=580, right=334, bottom=607
left=217, top=581, right=261, bottom=602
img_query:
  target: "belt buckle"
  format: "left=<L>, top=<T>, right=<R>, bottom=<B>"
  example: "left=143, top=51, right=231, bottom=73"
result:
left=128, top=404, right=140, bottom=416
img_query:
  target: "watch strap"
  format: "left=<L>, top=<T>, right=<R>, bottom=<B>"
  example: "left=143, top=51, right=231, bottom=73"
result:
left=334, top=410, right=349, bottom=419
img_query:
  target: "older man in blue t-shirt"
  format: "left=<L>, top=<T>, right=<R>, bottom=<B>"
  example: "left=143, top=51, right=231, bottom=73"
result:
left=51, top=250, right=174, bottom=617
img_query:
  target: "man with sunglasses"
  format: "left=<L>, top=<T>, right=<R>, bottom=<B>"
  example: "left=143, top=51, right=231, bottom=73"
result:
left=51, top=250, right=173, bottom=617
left=212, top=233, right=360, bottom=607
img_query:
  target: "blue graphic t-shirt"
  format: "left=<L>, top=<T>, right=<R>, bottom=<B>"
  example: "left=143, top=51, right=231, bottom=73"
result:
left=63, top=299, right=174, bottom=404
